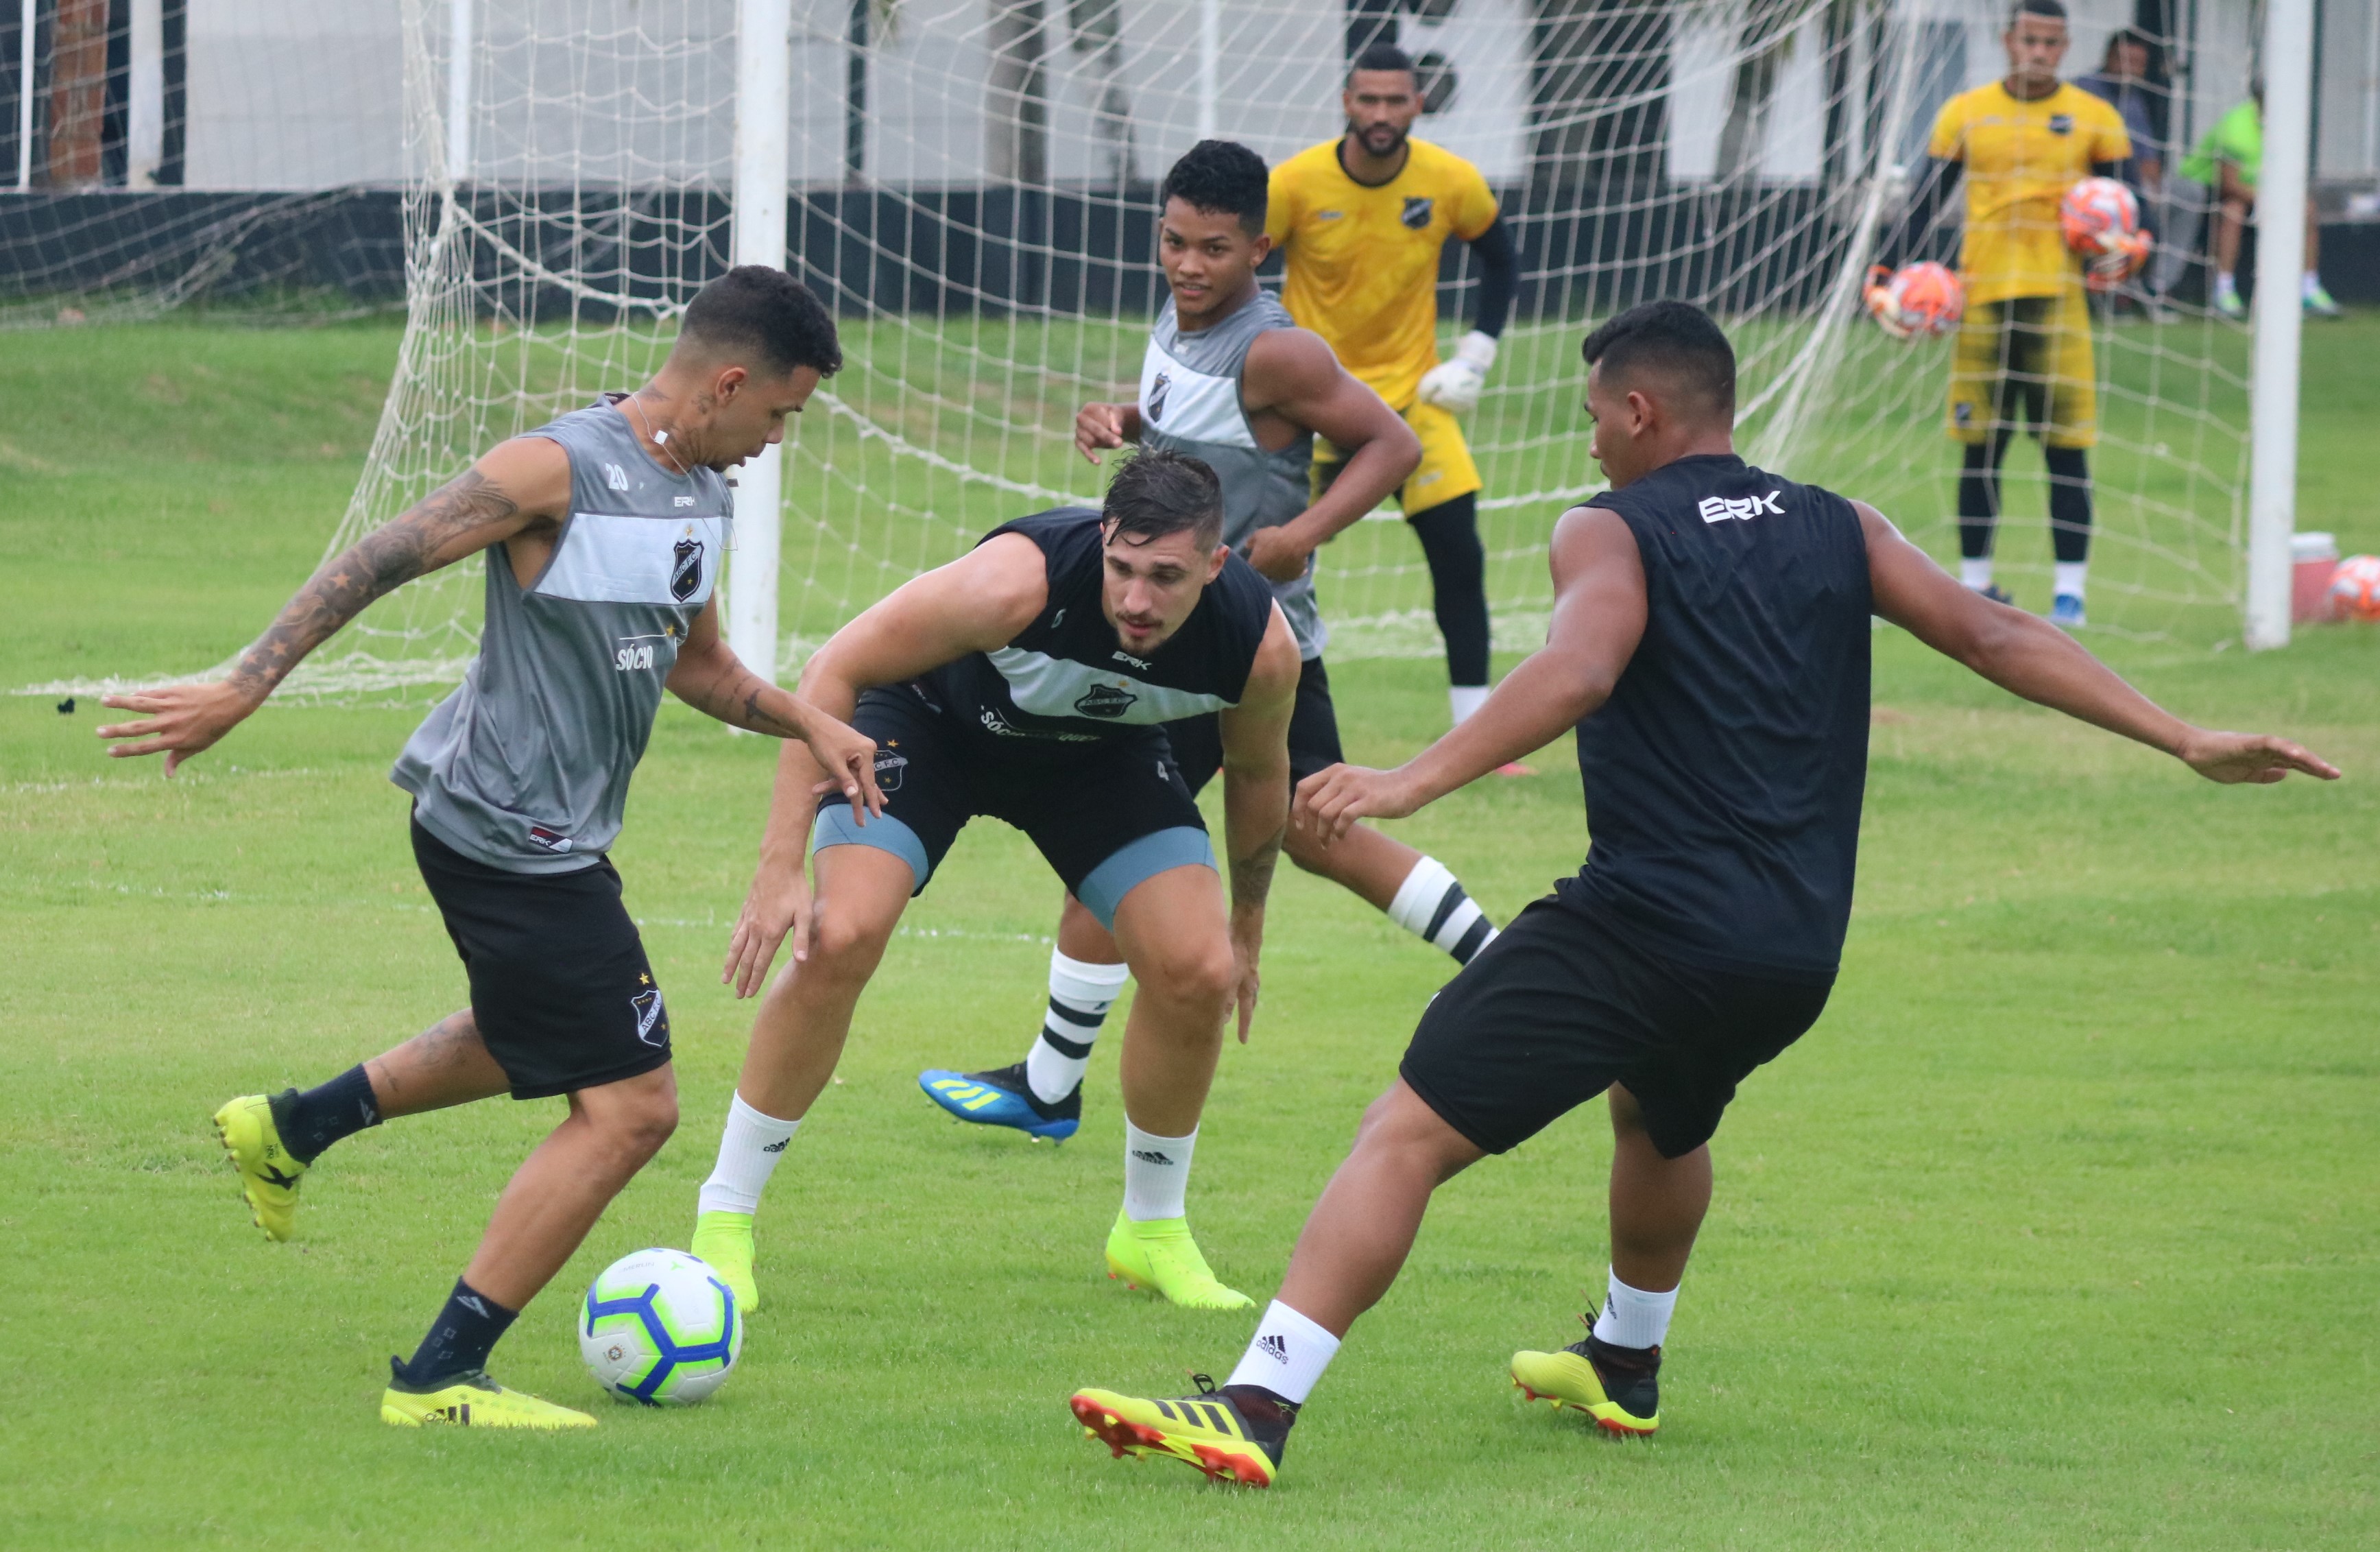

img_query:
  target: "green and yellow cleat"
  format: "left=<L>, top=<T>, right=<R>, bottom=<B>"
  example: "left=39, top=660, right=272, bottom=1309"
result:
left=381, top=1365, right=597, bottom=1430
left=1510, top=1328, right=1661, bottom=1437
left=1070, top=1376, right=1282, bottom=1487
left=1103, top=1210, right=1253, bottom=1311
left=212, top=1094, right=306, bottom=1241
left=690, top=1208, right=760, bottom=1313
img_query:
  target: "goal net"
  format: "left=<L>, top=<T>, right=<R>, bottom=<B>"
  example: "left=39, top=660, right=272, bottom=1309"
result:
left=6, top=1, right=2287, bottom=696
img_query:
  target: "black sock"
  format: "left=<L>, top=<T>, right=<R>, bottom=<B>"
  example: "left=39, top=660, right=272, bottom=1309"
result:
left=2043, top=445, right=2093, bottom=564
left=393, top=1278, right=518, bottom=1390
left=267, top=1065, right=381, bottom=1165
left=1221, top=1383, right=1300, bottom=1446
left=1408, top=494, right=1491, bottom=689
left=1956, top=433, right=2012, bottom=560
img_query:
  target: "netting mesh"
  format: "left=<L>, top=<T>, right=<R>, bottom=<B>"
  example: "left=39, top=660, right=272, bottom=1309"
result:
left=8, top=1, right=2277, bottom=695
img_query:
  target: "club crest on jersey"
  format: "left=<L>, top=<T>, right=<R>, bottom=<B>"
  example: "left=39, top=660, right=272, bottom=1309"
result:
left=2048, top=113, right=2074, bottom=135
left=1147, top=371, right=1170, bottom=422
left=1074, top=682, right=1138, bottom=719
left=1698, top=490, right=1786, bottom=525
left=1400, top=196, right=1434, bottom=230
left=631, top=988, right=666, bottom=1047
left=871, top=750, right=909, bottom=793
left=527, top=824, right=573, bottom=854
left=671, top=536, right=704, bottom=602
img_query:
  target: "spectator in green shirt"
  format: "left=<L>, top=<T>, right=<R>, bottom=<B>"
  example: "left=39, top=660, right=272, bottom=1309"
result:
left=2181, top=86, right=2340, bottom=319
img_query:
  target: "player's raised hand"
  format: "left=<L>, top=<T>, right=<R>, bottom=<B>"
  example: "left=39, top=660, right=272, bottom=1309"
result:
left=2174, top=730, right=2340, bottom=786
left=1293, top=761, right=1421, bottom=844
left=95, top=680, right=261, bottom=776
left=1074, top=401, right=1130, bottom=464
left=722, top=859, right=814, bottom=997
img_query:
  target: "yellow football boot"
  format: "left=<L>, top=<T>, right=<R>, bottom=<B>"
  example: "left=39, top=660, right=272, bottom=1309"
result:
left=1070, top=1376, right=1282, bottom=1487
left=1510, top=1329, right=1661, bottom=1437
left=212, top=1094, right=306, bottom=1241
left=1103, top=1210, right=1253, bottom=1311
left=690, top=1208, right=760, bottom=1313
left=381, top=1368, right=597, bottom=1429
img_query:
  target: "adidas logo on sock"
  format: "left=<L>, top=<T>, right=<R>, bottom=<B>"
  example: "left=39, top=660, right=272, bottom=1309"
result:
left=1129, top=1149, right=1175, bottom=1166
left=1257, top=1334, right=1288, bottom=1364
left=760, top=1138, right=789, bottom=1154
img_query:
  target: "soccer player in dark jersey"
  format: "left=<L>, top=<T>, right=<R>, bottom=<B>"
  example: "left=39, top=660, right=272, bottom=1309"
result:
left=94, top=267, right=883, bottom=1428
left=1065, top=300, right=2336, bottom=1487
left=916, top=140, right=1501, bottom=1149
left=690, top=451, right=1302, bottom=1312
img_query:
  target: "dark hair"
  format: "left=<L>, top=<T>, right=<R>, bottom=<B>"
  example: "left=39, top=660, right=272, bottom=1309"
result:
left=680, top=265, right=842, bottom=378
left=1349, top=42, right=1417, bottom=83
left=2008, top=0, right=2067, bottom=23
left=1158, top=139, right=1269, bottom=237
left=1581, top=300, right=1737, bottom=420
left=1103, top=449, right=1224, bottom=550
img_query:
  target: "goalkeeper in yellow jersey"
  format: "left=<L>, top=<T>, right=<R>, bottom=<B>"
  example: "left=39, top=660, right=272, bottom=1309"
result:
left=1269, top=40, right=1519, bottom=739
left=1891, top=0, right=2130, bottom=628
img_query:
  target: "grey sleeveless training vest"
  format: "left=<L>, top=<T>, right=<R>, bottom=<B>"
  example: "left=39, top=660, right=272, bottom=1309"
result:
left=392, top=398, right=732, bottom=874
left=1137, top=289, right=1322, bottom=658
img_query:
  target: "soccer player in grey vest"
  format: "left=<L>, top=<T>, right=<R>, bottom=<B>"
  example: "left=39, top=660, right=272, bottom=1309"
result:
left=96, top=267, right=884, bottom=1429
left=917, top=139, right=1505, bottom=1153
left=1066, top=301, right=2337, bottom=1488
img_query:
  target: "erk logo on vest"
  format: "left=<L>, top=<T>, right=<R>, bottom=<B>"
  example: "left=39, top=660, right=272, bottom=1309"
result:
left=1698, top=490, right=1785, bottom=525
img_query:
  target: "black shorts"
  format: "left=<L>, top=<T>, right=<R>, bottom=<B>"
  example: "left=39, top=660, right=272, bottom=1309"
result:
left=411, top=817, right=672, bottom=1101
left=1162, top=653, right=1346, bottom=794
left=814, top=684, right=1214, bottom=929
left=1399, top=898, right=1833, bottom=1158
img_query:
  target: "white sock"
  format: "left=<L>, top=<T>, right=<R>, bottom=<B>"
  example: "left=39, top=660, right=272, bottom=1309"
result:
left=1386, top=855, right=1497, bottom=963
left=2215, top=270, right=2239, bottom=299
left=696, top=1093, right=802, bottom=1216
left=1122, top=1119, right=1196, bottom=1221
left=1023, top=950, right=1129, bottom=1105
left=1591, top=1267, right=1679, bottom=1350
left=2301, top=270, right=2323, bottom=300
left=1224, top=1299, right=1342, bottom=1405
left=1447, top=684, right=1490, bottom=726
left=1959, top=557, right=1995, bottom=592
left=2053, top=560, right=2087, bottom=601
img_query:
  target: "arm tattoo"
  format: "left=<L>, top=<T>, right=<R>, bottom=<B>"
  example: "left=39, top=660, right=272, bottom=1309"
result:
left=1229, top=826, right=1284, bottom=914
left=228, top=471, right=518, bottom=697
left=673, top=652, right=805, bottom=738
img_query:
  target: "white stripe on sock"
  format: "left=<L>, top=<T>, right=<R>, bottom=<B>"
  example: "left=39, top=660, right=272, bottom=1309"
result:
left=1590, top=1267, right=1678, bottom=1350
left=697, top=1093, right=801, bottom=1216
left=1225, top=1300, right=1342, bottom=1405
left=1387, top=856, right=1493, bottom=962
left=1122, top=1119, right=1196, bottom=1222
left=1026, top=951, right=1129, bottom=1104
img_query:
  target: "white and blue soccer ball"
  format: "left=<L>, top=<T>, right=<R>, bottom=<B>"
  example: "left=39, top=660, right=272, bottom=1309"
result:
left=579, top=1247, right=741, bottom=1406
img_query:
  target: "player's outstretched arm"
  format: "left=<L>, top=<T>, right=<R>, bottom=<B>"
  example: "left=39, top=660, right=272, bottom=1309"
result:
left=721, top=534, right=1049, bottom=996
left=1295, top=505, right=1648, bottom=842
left=662, top=595, right=882, bottom=822
left=1238, top=328, right=1421, bottom=583
left=1212, top=607, right=1301, bottom=1042
left=1859, top=501, right=2339, bottom=785
left=95, top=438, right=565, bottom=774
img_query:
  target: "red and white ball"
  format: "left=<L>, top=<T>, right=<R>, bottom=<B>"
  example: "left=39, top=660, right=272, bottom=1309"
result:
left=2330, top=554, right=2380, bottom=622
left=1865, top=261, right=1965, bottom=340
left=2060, top=176, right=2140, bottom=256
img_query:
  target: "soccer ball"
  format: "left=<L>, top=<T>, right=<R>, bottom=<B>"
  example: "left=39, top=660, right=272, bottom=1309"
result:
left=2060, top=176, right=2139, bottom=256
left=579, top=1247, right=741, bottom=1405
left=2330, top=554, right=2380, bottom=622
left=1864, top=262, right=1964, bottom=339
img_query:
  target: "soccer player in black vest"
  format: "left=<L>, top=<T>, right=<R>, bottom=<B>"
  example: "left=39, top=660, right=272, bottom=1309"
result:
left=1066, top=300, right=2336, bottom=1487
left=692, top=451, right=1301, bottom=1312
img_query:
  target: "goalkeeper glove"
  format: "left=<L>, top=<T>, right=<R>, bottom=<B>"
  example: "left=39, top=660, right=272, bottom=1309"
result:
left=1416, top=330, right=1498, bottom=414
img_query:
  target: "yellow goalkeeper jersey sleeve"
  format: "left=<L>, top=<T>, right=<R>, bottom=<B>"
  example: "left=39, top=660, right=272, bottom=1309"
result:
left=1267, top=137, right=1500, bottom=411
left=1927, top=81, right=2130, bottom=305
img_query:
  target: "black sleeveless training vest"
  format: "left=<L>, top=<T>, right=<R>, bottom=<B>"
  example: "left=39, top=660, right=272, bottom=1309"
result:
left=918, top=507, right=1275, bottom=744
left=1558, top=453, right=1873, bottom=982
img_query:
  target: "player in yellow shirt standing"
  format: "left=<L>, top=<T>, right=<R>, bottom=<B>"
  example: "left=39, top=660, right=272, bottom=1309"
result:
left=1892, top=0, right=2131, bottom=628
left=1269, top=41, right=1520, bottom=737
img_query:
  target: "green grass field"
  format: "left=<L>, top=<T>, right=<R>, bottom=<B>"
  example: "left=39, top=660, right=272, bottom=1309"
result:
left=3, top=318, right=2377, bottom=1549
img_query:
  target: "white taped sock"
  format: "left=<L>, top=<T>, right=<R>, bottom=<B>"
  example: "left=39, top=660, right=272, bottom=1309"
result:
left=1960, top=558, right=1995, bottom=593
left=1225, top=1299, right=1342, bottom=1405
left=696, top=1094, right=801, bottom=1216
left=2053, top=561, right=2087, bottom=601
left=1386, top=855, right=1498, bottom=964
left=1448, top=684, right=1490, bottom=726
left=1122, top=1120, right=1196, bottom=1222
left=1024, top=950, right=1129, bottom=1105
left=1591, top=1268, right=1678, bottom=1350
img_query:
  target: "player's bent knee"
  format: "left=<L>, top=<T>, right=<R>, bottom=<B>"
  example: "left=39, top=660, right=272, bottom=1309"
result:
left=1351, top=1081, right=1482, bottom=1179
left=806, top=905, right=898, bottom=978
left=1132, top=934, right=1236, bottom=1017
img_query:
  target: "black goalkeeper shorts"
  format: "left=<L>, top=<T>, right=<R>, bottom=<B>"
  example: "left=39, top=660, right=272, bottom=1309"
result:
left=411, top=815, right=672, bottom=1101
left=1399, top=898, right=1833, bottom=1158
